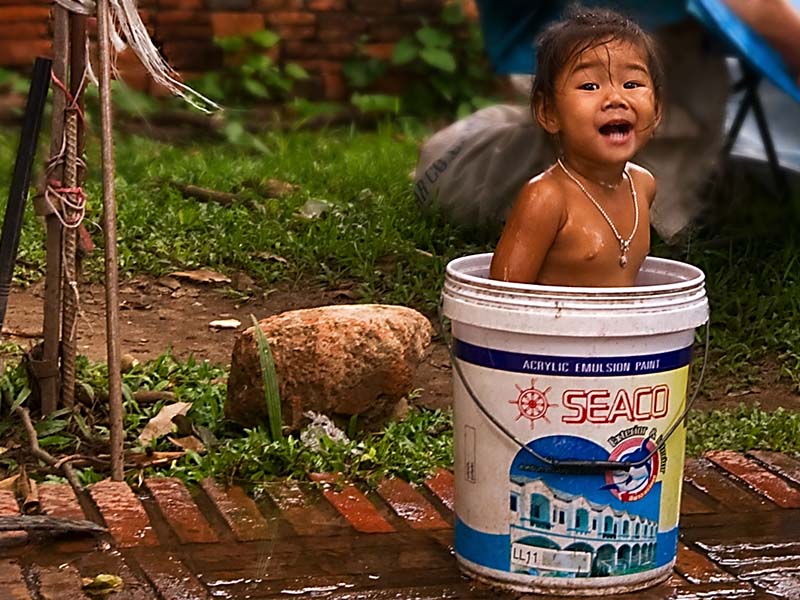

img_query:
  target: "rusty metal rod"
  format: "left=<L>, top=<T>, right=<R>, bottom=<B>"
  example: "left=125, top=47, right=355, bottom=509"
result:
left=97, top=0, right=124, bottom=481
left=59, top=11, right=89, bottom=410
left=59, top=109, right=79, bottom=409
left=40, top=7, right=70, bottom=415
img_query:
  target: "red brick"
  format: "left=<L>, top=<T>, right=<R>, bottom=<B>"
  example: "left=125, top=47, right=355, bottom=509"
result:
left=136, top=554, right=209, bottom=600
left=39, top=483, right=85, bottom=521
left=162, top=41, right=221, bottom=70
left=308, top=0, right=347, bottom=10
left=0, top=490, right=26, bottom=545
left=0, top=7, right=50, bottom=21
left=210, top=12, right=265, bottom=38
left=144, top=478, right=218, bottom=545
left=201, top=478, right=272, bottom=542
left=377, top=478, right=449, bottom=530
left=273, top=25, right=316, bottom=41
left=114, top=48, right=153, bottom=91
left=35, top=565, right=86, bottom=600
left=368, top=18, right=423, bottom=42
left=0, top=23, right=48, bottom=39
left=680, top=488, right=714, bottom=515
left=423, top=468, right=454, bottom=511
left=675, top=542, right=737, bottom=584
left=0, top=39, right=52, bottom=67
left=159, top=0, right=205, bottom=8
left=310, top=473, right=395, bottom=534
left=264, top=480, right=347, bottom=536
left=0, top=561, right=31, bottom=600
left=350, top=0, right=398, bottom=15
left=364, top=43, right=395, bottom=61
left=400, top=0, right=443, bottom=11
left=284, top=41, right=355, bottom=60
left=317, top=13, right=368, bottom=40
left=749, top=450, right=800, bottom=486
left=684, top=458, right=771, bottom=512
left=89, top=480, right=159, bottom=548
left=705, top=450, right=800, bottom=508
left=255, top=0, right=302, bottom=8
left=157, top=22, right=213, bottom=39
left=157, top=10, right=210, bottom=26
left=267, top=11, right=316, bottom=26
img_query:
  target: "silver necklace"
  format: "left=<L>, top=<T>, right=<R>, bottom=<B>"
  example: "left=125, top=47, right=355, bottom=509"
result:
left=557, top=158, right=639, bottom=268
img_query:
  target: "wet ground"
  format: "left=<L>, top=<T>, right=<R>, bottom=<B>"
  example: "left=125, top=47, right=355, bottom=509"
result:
left=0, top=450, right=799, bottom=598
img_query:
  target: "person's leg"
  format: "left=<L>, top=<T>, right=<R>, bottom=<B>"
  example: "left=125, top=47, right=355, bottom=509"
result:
left=723, top=0, right=800, bottom=83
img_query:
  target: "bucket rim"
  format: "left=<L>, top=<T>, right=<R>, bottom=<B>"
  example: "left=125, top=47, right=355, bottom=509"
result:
left=445, top=254, right=705, bottom=298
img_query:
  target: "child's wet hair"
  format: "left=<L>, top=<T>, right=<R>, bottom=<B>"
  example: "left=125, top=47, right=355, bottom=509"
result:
left=531, top=5, right=664, bottom=117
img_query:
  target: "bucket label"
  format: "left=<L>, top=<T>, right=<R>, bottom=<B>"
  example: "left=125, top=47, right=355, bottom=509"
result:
left=453, top=340, right=691, bottom=582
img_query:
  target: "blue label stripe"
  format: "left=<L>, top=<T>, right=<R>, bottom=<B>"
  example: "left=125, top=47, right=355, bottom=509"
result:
left=454, top=340, right=692, bottom=377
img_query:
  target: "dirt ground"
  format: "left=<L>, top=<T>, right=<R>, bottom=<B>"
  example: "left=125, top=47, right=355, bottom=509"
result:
left=4, top=274, right=800, bottom=413
left=3, top=274, right=454, bottom=411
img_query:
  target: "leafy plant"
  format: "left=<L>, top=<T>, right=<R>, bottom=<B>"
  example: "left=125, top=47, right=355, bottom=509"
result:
left=343, top=2, right=497, bottom=117
left=250, top=315, right=283, bottom=441
left=191, top=29, right=309, bottom=106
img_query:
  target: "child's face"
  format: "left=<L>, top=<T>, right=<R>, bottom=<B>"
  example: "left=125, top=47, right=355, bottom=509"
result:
left=537, top=40, right=660, bottom=166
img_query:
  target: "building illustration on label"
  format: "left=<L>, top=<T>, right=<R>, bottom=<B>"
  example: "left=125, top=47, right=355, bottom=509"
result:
left=509, top=477, right=658, bottom=577
left=509, top=378, right=554, bottom=430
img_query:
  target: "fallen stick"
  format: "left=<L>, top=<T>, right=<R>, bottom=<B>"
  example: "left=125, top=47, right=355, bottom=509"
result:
left=174, top=183, right=239, bottom=206
left=0, top=515, right=105, bottom=535
left=15, top=406, right=83, bottom=495
left=1, top=328, right=44, bottom=339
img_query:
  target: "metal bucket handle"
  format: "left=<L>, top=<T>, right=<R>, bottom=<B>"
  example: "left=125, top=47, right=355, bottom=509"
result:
left=438, top=300, right=710, bottom=475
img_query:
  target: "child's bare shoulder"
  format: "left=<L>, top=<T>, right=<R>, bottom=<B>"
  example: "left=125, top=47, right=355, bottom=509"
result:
left=626, top=162, right=657, bottom=203
left=515, top=169, right=568, bottom=218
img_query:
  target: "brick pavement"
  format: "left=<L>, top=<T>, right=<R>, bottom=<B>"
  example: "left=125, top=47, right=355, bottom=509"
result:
left=0, top=451, right=798, bottom=598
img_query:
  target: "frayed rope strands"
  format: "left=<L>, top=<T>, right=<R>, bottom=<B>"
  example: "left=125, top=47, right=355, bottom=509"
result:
left=53, top=0, right=220, bottom=113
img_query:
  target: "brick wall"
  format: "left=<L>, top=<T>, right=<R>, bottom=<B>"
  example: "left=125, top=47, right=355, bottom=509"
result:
left=0, top=0, right=478, bottom=101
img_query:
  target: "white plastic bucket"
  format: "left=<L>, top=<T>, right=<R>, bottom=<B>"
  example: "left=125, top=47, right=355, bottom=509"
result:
left=442, top=253, right=709, bottom=596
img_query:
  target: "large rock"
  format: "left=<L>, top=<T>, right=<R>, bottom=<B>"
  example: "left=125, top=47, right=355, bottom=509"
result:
left=226, top=304, right=433, bottom=431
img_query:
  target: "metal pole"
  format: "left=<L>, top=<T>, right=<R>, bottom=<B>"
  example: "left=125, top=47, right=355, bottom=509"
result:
left=0, top=58, right=52, bottom=327
left=97, top=0, right=124, bottom=481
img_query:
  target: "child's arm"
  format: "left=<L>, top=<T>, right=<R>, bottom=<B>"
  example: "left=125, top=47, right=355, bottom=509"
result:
left=489, top=178, right=565, bottom=283
left=628, top=164, right=657, bottom=207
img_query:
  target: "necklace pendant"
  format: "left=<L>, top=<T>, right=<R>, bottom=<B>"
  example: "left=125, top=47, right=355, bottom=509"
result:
left=619, top=255, right=628, bottom=267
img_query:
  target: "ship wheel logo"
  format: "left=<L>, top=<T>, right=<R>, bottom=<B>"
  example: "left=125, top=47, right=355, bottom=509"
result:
left=509, top=378, right=555, bottom=429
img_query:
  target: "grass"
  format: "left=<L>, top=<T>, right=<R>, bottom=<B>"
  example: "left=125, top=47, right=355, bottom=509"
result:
left=2, top=121, right=800, bottom=486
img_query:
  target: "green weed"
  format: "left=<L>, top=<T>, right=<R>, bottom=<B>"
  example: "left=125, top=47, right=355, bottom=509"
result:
left=687, top=404, right=800, bottom=456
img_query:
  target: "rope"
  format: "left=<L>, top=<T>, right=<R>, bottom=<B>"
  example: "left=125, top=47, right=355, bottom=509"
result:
left=54, top=0, right=220, bottom=113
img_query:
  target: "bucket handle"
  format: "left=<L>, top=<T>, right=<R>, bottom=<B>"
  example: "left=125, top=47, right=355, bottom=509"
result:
left=438, top=299, right=710, bottom=475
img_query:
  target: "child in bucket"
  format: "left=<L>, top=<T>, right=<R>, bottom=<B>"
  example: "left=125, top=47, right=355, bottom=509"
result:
left=489, top=6, right=663, bottom=287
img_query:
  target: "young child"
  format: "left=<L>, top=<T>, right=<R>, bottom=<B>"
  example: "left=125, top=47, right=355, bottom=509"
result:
left=489, top=6, right=663, bottom=287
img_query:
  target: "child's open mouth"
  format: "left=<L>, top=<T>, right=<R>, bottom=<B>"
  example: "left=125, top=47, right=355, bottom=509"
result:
left=599, top=120, right=633, bottom=143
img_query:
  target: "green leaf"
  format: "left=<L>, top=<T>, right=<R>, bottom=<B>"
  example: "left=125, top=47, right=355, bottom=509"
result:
left=419, top=47, right=456, bottom=73
left=350, top=93, right=401, bottom=114
left=250, top=29, right=280, bottom=49
left=243, top=79, right=270, bottom=99
left=391, top=38, right=419, bottom=65
left=441, top=3, right=464, bottom=25
left=284, top=63, right=309, bottom=80
left=250, top=315, right=283, bottom=442
left=214, top=35, right=246, bottom=53
left=416, top=26, right=452, bottom=49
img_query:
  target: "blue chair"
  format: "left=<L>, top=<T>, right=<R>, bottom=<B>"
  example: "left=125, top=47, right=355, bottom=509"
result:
left=687, top=0, right=800, bottom=199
